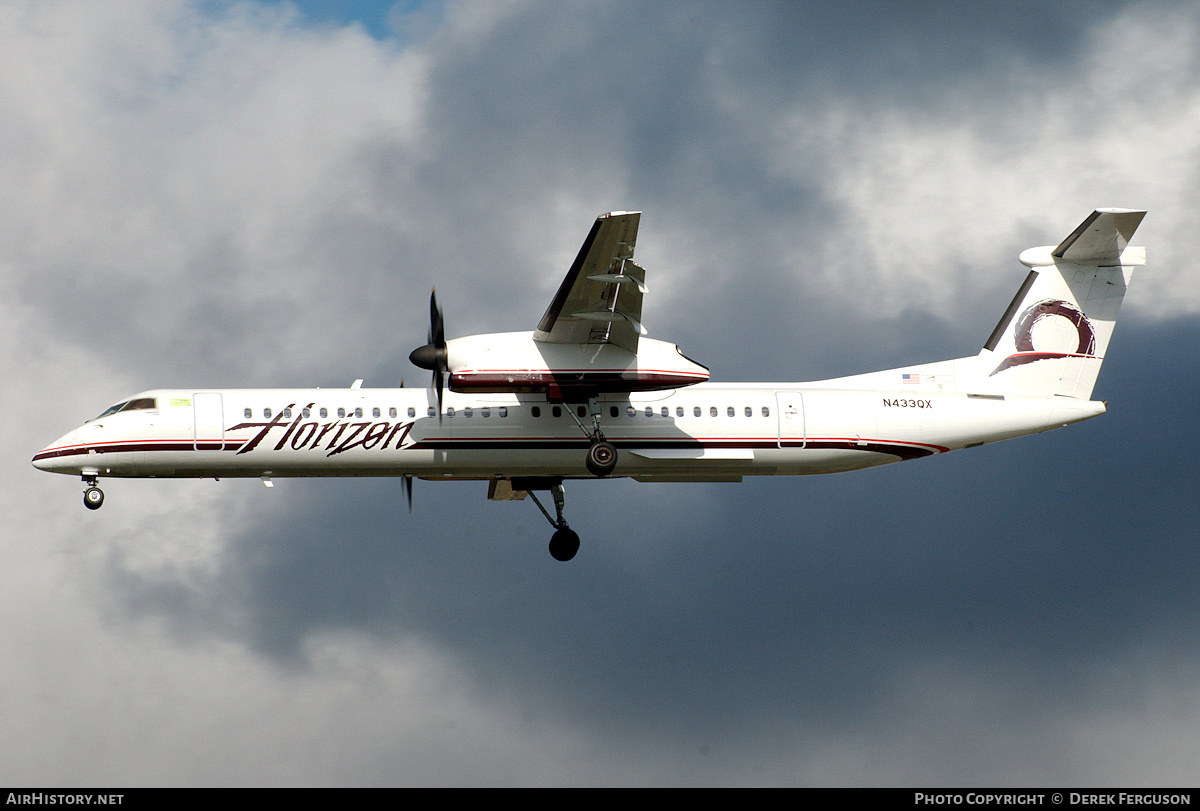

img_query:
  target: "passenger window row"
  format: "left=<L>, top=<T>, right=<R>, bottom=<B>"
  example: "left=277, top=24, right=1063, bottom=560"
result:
left=238, top=404, right=771, bottom=420
left=459, top=405, right=771, bottom=419
left=243, top=406, right=420, bottom=420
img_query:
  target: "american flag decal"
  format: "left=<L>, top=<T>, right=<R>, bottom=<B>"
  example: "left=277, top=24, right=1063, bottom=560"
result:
left=902, top=373, right=920, bottom=384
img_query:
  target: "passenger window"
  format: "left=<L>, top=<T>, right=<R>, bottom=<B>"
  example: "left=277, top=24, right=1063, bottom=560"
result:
left=710, top=407, right=717, bottom=417
left=693, top=406, right=701, bottom=417
left=302, top=407, right=311, bottom=418
left=427, top=407, right=436, bottom=417
left=372, top=407, right=381, bottom=418
left=354, top=408, right=363, bottom=418
left=446, top=407, right=455, bottom=418
left=244, top=408, right=252, bottom=419
left=481, top=407, right=490, bottom=418
left=464, top=407, right=473, bottom=418
left=407, top=407, right=416, bottom=418
left=531, top=406, right=541, bottom=418
left=676, top=406, right=684, bottom=417
left=389, top=407, right=397, bottom=418
left=499, top=407, right=508, bottom=418
left=283, top=407, right=292, bottom=419
left=264, top=408, right=272, bottom=419
left=337, top=408, right=346, bottom=418
left=320, top=408, right=328, bottom=419
left=627, top=406, right=636, bottom=417
left=609, top=406, right=619, bottom=418
left=645, top=407, right=653, bottom=417
left=661, top=407, right=669, bottom=417
left=762, top=406, right=770, bottom=417
left=577, top=406, right=586, bottom=418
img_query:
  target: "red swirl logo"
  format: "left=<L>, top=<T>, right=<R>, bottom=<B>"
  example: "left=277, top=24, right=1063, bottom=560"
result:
left=991, top=299, right=1096, bottom=375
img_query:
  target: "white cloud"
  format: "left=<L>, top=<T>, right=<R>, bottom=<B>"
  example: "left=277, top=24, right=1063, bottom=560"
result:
left=756, top=4, right=1200, bottom=321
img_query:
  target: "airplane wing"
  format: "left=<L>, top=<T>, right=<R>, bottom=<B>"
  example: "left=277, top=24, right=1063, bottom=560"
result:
left=533, top=211, right=646, bottom=354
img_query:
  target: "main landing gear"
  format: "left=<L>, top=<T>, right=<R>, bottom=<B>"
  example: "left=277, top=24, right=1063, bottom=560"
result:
left=565, top=397, right=617, bottom=477
left=82, top=475, right=104, bottom=510
left=585, top=439, right=617, bottom=477
left=524, top=480, right=580, bottom=562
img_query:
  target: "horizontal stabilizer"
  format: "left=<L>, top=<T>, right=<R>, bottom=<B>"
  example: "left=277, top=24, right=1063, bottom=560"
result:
left=1052, top=208, right=1146, bottom=263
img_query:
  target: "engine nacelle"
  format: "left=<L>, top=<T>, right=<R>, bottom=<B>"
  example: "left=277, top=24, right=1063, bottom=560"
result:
left=443, top=331, right=708, bottom=398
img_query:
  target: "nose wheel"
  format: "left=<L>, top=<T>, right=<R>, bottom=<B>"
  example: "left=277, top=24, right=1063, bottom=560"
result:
left=82, top=476, right=104, bottom=510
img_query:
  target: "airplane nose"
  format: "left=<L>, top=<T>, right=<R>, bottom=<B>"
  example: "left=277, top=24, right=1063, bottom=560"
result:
left=32, top=429, right=78, bottom=472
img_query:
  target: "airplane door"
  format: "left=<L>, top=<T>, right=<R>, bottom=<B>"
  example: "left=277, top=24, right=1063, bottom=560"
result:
left=776, top=391, right=804, bottom=448
left=193, top=392, right=224, bottom=450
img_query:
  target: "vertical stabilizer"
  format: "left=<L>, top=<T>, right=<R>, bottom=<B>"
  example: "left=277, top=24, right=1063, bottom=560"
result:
left=974, top=209, right=1145, bottom=399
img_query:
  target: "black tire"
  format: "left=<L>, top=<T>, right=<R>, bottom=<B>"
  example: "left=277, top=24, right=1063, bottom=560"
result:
left=83, top=487, right=104, bottom=511
left=548, top=528, right=580, bottom=562
left=585, top=440, right=617, bottom=477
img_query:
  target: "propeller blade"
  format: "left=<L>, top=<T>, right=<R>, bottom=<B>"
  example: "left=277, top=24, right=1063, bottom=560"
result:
left=409, top=288, right=449, bottom=425
left=404, top=475, right=413, bottom=512
left=430, top=288, right=444, bottom=347
left=430, top=289, right=445, bottom=424
left=434, top=366, right=444, bottom=424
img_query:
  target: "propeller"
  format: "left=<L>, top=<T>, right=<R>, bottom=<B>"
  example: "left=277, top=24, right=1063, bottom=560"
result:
left=404, top=475, right=413, bottom=512
left=408, top=288, right=448, bottom=423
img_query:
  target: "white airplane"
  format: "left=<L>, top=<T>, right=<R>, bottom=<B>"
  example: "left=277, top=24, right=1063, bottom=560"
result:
left=34, top=209, right=1146, bottom=561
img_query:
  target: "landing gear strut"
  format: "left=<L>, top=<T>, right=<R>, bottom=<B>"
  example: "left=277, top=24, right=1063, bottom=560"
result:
left=525, top=480, right=580, bottom=561
left=566, top=397, right=617, bottom=477
left=82, top=475, right=104, bottom=510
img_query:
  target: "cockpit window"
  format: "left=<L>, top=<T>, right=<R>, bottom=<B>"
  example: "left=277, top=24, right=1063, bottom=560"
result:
left=95, top=401, right=129, bottom=419
left=94, top=397, right=158, bottom=420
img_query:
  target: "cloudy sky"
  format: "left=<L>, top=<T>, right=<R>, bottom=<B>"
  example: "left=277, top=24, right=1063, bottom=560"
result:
left=5, top=0, right=1200, bottom=786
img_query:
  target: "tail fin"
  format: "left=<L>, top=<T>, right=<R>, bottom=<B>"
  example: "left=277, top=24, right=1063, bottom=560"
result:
left=974, top=209, right=1146, bottom=399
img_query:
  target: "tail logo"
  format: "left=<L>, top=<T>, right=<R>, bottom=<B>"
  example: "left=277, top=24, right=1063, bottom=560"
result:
left=991, top=299, right=1096, bottom=376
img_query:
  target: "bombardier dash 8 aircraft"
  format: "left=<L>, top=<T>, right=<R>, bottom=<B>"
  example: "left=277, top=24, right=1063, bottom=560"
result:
left=34, top=209, right=1146, bottom=561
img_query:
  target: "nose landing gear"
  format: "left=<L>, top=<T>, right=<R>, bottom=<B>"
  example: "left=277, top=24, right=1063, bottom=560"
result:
left=82, top=475, right=104, bottom=510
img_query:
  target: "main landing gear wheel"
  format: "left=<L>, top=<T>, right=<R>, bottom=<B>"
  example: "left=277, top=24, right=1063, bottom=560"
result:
left=549, top=527, right=580, bottom=562
left=524, top=480, right=582, bottom=562
left=585, top=440, right=617, bottom=477
left=83, top=486, right=104, bottom=510
left=562, top=398, right=617, bottom=478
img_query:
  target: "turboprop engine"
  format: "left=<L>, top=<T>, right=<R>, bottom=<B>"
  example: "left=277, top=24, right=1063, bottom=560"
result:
left=408, top=291, right=708, bottom=405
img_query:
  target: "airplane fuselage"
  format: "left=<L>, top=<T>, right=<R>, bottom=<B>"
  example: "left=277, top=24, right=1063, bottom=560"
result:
left=33, top=383, right=1103, bottom=483
left=31, top=208, right=1145, bottom=561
